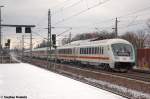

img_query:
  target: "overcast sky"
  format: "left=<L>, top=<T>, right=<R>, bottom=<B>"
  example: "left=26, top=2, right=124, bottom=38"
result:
left=0, top=0, right=150, bottom=48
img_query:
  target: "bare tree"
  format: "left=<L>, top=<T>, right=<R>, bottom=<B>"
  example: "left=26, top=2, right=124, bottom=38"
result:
left=121, top=30, right=149, bottom=48
left=146, top=19, right=150, bottom=47
left=137, top=30, right=148, bottom=48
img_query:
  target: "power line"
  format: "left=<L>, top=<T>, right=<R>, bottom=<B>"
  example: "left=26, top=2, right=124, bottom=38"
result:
left=90, top=5, right=150, bottom=27
left=52, top=0, right=83, bottom=15
left=56, top=28, right=72, bottom=37
left=118, top=6, right=150, bottom=19
left=53, top=0, right=111, bottom=25
left=51, top=0, right=71, bottom=10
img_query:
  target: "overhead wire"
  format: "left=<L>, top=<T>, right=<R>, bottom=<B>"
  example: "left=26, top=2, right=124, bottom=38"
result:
left=118, top=5, right=150, bottom=19
left=52, top=0, right=83, bottom=15
left=53, top=0, right=111, bottom=25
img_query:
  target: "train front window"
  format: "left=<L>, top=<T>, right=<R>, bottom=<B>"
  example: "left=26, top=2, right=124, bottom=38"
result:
left=111, top=43, right=133, bottom=56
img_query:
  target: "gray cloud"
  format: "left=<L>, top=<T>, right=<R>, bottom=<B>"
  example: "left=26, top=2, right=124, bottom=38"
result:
left=0, top=0, right=150, bottom=48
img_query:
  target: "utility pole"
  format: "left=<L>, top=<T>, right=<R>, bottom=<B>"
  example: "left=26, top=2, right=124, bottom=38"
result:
left=22, top=35, right=24, bottom=61
left=69, top=32, right=71, bottom=43
left=0, top=6, right=4, bottom=49
left=115, top=17, right=118, bottom=38
left=112, top=17, right=119, bottom=38
left=0, top=6, right=4, bottom=63
left=30, top=32, right=32, bottom=63
left=47, top=9, right=51, bottom=68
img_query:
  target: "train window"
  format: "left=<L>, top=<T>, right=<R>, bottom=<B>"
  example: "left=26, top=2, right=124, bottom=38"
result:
left=69, top=49, right=70, bottom=54
left=82, top=48, right=84, bottom=54
left=80, top=48, right=82, bottom=54
left=83, top=48, right=84, bottom=54
left=93, top=47, right=95, bottom=54
left=100, top=47, right=102, bottom=54
left=66, top=49, right=67, bottom=54
left=97, top=47, right=99, bottom=54
left=102, top=47, right=104, bottom=54
left=89, top=48, right=91, bottom=54
left=86, top=48, right=87, bottom=54
left=83, top=48, right=85, bottom=54
left=92, top=47, right=94, bottom=54
left=69, top=49, right=71, bottom=54
left=86, top=48, right=88, bottom=54
left=95, top=47, right=97, bottom=54
left=67, top=49, right=68, bottom=54
left=84, top=48, right=86, bottom=54
left=94, top=47, right=96, bottom=54
left=96, top=47, right=98, bottom=54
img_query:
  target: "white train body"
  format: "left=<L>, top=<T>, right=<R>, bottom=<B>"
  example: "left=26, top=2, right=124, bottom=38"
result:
left=25, top=39, right=135, bottom=70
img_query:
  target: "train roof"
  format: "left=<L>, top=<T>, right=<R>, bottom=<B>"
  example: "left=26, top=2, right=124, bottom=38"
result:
left=25, top=39, right=132, bottom=52
left=25, top=47, right=48, bottom=52
left=59, top=38, right=131, bottom=49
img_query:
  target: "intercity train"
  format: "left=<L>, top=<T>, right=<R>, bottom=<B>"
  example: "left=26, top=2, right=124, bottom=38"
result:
left=24, top=38, right=135, bottom=71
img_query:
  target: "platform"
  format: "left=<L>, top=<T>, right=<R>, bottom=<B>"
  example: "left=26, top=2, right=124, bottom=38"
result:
left=0, top=63, right=125, bottom=99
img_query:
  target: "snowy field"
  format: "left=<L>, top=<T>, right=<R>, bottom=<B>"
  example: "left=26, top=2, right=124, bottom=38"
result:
left=0, top=63, right=126, bottom=99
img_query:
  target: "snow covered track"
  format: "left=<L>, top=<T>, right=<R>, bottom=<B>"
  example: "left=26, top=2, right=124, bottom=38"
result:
left=23, top=58, right=150, bottom=99
left=0, top=63, right=125, bottom=99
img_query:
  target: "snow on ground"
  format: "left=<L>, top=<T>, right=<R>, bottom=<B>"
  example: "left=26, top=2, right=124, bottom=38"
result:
left=0, top=63, right=126, bottom=99
left=85, top=78, right=150, bottom=99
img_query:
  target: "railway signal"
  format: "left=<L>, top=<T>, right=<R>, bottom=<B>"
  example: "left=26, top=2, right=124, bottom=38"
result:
left=16, top=26, right=22, bottom=33
left=16, top=26, right=32, bottom=33
left=25, top=27, right=31, bottom=33
left=52, top=34, right=56, bottom=47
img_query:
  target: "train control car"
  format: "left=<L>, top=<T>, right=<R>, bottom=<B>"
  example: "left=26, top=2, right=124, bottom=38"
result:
left=25, top=38, right=135, bottom=72
left=57, top=39, right=135, bottom=71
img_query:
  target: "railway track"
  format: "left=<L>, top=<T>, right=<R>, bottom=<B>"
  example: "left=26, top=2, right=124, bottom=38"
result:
left=21, top=57, right=150, bottom=99
left=22, top=57, right=150, bottom=83
left=54, top=61, right=150, bottom=83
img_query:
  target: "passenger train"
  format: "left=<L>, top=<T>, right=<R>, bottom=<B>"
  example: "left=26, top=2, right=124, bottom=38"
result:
left=24, top=38, right=135, bottom=71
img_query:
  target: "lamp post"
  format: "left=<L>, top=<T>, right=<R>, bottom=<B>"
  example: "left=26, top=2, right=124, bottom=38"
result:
left=0, top=6, right=4, bottom=54
left=0, top=6, right=4, bottom=63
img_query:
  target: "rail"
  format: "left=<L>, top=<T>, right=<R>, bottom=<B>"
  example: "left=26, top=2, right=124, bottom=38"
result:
left=0, top=55, right=13, bottom=63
